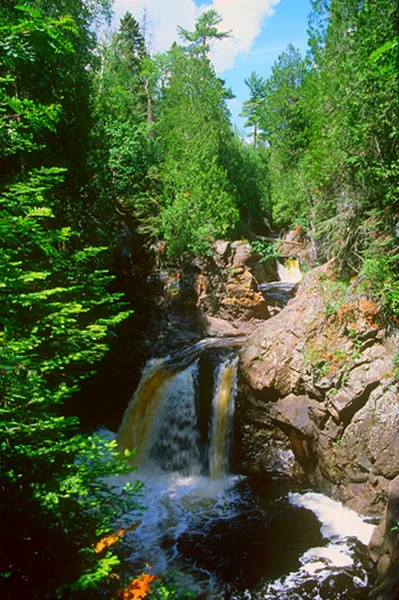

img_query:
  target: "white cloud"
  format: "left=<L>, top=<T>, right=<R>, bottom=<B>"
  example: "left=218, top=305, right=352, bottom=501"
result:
left=112, top=0, right=281, bottom=73
left=209, top=0, right=281, bottom=71
left=112, top=0, right=197, bottom=51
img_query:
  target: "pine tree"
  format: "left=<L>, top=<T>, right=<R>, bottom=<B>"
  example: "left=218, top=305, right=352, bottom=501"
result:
left=241, top=72, right=267, bottom=148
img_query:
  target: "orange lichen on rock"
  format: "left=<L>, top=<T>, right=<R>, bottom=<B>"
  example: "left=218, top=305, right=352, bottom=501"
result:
left=95, top=522, right=141, bottom=554
left=196, top=273, right=207, bottom=294
left=120, top=574, right=158, bottom=600
left=359, top=299, right=379, bottom=324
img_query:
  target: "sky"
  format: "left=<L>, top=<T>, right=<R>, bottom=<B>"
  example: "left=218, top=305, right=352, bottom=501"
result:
left=112, top=0, right=313, bottom=134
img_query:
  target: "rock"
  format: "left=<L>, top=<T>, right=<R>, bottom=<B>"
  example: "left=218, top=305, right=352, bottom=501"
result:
left=277, top=226, right=318, bottom=266
left=231, top=242, right=252, bottom=268
left=204, top=316, right=244, bottom=338
left=212, top=240, right=231, bottom=268
left=213, top=240, right=230, bottom=257
left=238, top=260, right=397, bottom=515
left=369, top=477, right=399, bottom=598
left=273, top=394, right=313, bottom=437
left=369, top=563, right=399, bottom=600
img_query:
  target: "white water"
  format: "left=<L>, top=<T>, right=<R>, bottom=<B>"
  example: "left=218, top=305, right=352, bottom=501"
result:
left=261, top=492, right=374, bottom=598
left=277, top=258, right=303, bottom=283
left=105, top=467, right=242, bottom=584
left=99, top=425, right=375, bottom=599
left=289, top=492, right=375, bottom=545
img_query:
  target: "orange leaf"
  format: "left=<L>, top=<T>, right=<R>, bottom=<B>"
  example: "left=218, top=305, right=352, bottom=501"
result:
left=120, top=574, right=158, bottom=600
left=95, top=522, right=141, bottom=554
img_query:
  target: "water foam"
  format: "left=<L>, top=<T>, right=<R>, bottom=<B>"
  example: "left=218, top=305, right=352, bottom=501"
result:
left=260, top=492, right=374, bottom=598
left=289, top=491, right=375, bottom=545
left=105, top=466, right=242, bottom=577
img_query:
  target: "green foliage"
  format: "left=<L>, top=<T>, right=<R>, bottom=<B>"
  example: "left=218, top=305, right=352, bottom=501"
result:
left=93, top=11, right=162, bottom=246
left=221, top=137, right=271, bottom=228
left=361, top=242, right=399, bottom=318
left=157, top=42, right=240, bottom=256
left=149, top=572, right=197, bottom=599
left=1, top=168, right=131, bottom=407
left=0, top=4, right=139, bottom=598
left=251, top=239, right=280, bottom=262
left=246, top=45, right=310, bottom=228
left=246, top=0, right=398, bottom=317
left=319, top=277, right=349, bottom=318
left=178, top=9, right=231, bottom=57
left=240, top=72, right=267, bottom=148
left=95, top=8, right=271, bottom=257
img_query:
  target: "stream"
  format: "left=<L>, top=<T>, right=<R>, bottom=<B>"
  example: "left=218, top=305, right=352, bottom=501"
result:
left=104, top=260, right=376, bottom=598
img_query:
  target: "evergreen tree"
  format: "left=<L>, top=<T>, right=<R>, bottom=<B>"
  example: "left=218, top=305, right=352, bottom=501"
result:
left=241, top=72, right=267, bottom=148
left=158, top=43, right=239, bottom=256
left=178, top=9, right=231, bottom=58
left=0, top=5, right=140, bottom=598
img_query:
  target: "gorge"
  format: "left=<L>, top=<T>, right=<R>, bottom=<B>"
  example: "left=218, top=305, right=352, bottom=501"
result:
left=101, top=234, right=398, bottom=599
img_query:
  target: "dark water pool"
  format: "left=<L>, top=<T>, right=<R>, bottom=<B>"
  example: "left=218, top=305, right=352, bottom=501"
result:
left=109, top=472, right=375, bottom=599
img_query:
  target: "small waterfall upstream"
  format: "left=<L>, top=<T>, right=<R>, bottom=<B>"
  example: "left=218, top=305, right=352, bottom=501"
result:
left=260, top=257, right=303, bottom=307
left=107, top=336, right=375, bottom=598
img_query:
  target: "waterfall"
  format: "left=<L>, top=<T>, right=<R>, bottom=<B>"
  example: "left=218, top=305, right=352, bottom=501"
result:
left=260, top=257, right=302, bottom=306
left=276, top=257, right=302, bottom=283
left=117, top=341, right=240, bottom=477
left=117, top=360, right=201, bottom=475
left=208, top=357, right=238, bottom=478
left=110, top=342, right=373, bottom=598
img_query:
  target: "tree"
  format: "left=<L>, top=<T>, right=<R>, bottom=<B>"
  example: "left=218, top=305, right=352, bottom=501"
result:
left=260, top=0, right=399, bottom=315
left=241, top=72, right=267, bottom=148
left=260, top=44, right=309, bottom=165
left=0, top=5, right=140, bottom=598
left=157, top=39, right=240, bottom=256
left=254, top=44, right=310, bottom=227
left=92, top=11, right=162, bottom=249
left=178, top=9, right=231, bottom=58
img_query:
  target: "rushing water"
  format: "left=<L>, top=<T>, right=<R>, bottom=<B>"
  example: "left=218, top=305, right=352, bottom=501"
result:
left=260, top=258, right=302, bottom=307
left=110, top=330, right=376, bottom=598
left=209, top=357, right=238, bottom=478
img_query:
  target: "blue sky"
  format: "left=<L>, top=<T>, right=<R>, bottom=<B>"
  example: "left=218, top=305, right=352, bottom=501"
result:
left=112, top=0, right=313, bottom=133
left=219, top=0, right=312, bottom=133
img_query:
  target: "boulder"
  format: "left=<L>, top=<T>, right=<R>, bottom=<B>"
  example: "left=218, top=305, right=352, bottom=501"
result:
left=368, top=476, right=399, bottom=599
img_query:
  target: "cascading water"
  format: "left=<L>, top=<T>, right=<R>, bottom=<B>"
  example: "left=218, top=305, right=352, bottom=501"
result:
left=276, top=257, right=303, bottom=283
left=117, top=340, right=239, bottom=476
left=209, top=357, right=238, bottom=478
left=107, top=338, right=376, bottom=598
left=260, top=257, right=303, bottom=306
left=117, top=360, right=201, bottom=474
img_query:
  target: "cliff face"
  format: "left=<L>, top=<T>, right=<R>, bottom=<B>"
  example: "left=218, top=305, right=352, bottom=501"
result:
left=239, top=261, right=398, bottom=517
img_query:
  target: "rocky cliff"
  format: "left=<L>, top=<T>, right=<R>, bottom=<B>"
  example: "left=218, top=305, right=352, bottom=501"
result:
left=239, top=261, right=397, bottom=516
left=235, top=259, right=398, bottom=599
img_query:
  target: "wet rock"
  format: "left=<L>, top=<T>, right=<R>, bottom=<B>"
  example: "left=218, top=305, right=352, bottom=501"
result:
left=369, top=476, right=399, bottom=599
left=204, top=316, right=245, bottom=338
